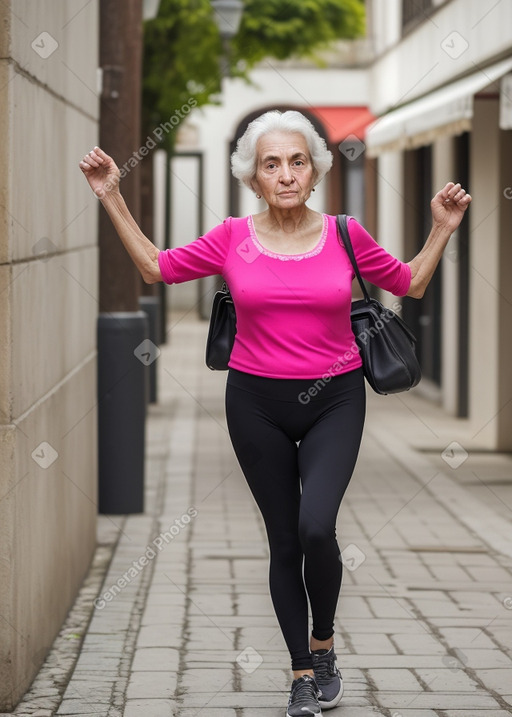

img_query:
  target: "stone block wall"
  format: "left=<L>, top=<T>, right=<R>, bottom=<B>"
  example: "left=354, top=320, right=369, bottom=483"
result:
left=0, top=1, right=99, bottom=708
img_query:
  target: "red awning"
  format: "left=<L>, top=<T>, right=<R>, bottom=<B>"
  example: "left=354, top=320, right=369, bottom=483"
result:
left=308, top=106, right=375, bottom=143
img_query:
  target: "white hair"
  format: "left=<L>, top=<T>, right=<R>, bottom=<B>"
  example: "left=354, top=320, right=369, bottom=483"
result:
left=231, top=110, right=333, bottom=191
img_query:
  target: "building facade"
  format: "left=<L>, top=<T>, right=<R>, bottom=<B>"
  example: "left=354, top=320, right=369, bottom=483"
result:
left=171, top=0, right=512, bottom=450
left=366, top=0, right=512, bottom=449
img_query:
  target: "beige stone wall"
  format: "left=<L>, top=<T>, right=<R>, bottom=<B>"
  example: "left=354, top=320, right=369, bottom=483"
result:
left=0, top=1, right=99, bottom=709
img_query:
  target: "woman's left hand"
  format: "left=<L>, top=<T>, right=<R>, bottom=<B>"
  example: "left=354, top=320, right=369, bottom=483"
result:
left=431, top=182, right=472, bottom=233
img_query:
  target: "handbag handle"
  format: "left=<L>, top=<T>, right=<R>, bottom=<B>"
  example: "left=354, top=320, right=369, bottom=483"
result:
left=336, top=214, right=371, bottom=305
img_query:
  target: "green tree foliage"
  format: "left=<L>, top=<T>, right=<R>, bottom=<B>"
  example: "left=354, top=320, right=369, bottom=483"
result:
left=142, top=0, right=365, bottom=150
left=233, top=0, right=365, bottom=64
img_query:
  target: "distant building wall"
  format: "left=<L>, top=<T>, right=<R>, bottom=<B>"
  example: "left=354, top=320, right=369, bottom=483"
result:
left=0, top=1, right=99, bottom=708
left=173, top=0, right=512, bottom=451
left=366, top=0, right=512, bottom=449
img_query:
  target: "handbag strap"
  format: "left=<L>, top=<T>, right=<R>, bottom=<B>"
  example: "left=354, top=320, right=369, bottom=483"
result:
left=336, top=214, right=371, bottom=305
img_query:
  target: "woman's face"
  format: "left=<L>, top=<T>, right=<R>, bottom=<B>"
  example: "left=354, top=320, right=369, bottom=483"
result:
left=252, top=131, right=316, bottom=210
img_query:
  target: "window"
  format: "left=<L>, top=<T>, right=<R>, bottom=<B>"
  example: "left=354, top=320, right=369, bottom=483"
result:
left=402, top=0, right=433, bottom=34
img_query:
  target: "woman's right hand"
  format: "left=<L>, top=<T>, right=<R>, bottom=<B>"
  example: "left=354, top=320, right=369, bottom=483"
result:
left=79, top=146, right=121, bottom=199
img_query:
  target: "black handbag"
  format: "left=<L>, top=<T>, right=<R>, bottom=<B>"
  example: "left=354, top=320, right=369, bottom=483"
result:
left=205, top=281, right=237, bottom=370
left=337, top=214, right=421, bottom=395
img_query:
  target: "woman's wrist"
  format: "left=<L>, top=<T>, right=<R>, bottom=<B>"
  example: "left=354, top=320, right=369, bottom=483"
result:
left=431, top=215, right=451, bottom=230
left=430, top=220, right=453, bottom=242
left=99, top=186, right=123, bottom=205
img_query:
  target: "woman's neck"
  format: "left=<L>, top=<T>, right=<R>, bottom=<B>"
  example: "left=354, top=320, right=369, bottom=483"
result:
left=261, top=205, right=314, bottom=234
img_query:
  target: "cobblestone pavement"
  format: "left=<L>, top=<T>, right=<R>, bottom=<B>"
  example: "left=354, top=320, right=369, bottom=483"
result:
left=5, top=313, right=512, bottom=717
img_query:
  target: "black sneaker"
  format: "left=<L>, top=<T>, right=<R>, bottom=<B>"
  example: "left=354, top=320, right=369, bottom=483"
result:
left=312, top=647, right=344, bottom=709
left=286, top=674, right=322, bottom=716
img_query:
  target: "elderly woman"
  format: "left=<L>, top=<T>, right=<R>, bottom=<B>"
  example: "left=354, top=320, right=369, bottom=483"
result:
left=80, top=110, right=471, bottom=717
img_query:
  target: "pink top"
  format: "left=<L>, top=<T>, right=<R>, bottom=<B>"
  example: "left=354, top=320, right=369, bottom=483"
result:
left=158, top=214, right=411, bottom=379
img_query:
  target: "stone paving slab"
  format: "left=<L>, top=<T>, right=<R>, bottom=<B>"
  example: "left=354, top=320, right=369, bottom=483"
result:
left=367, top=668, right=424, bottom=691
left=125, top=671, right=178, bottom=700
left=135, top=624, right=182, bottom=648
left=123, top=700, right=176, bottom=717
left=376, top=691, right=501, bottom=709
left=130, top=647, right=180, bottom=672
left=443, top=712, right=512, bottom=717
left=55, top=699, right=108, bottom=715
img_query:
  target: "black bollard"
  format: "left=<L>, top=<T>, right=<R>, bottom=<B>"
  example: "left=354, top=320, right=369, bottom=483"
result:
left=97, top=311, right=149, bottom=514
left=139, top=296, right=161, bottom=404
left=158, top=281, right=168, bottom=345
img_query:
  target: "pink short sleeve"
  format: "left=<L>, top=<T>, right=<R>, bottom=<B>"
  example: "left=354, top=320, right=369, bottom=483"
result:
left=158, top=218, right=232, bottom=284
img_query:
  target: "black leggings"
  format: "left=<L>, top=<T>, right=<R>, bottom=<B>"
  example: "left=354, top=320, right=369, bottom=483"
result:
left=225, top=367, right=366, bottom=670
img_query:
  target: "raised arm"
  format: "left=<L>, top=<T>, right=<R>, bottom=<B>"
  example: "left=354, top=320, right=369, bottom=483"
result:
left=407, top=182, right=471, bottom=299
left=79, top=146, right=162, bottom=284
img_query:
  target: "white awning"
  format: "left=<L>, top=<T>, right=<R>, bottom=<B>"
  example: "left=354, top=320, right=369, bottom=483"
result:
left=366, top=56, right=512, bottom=156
